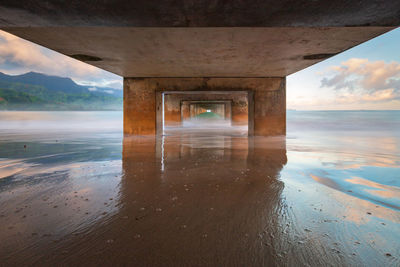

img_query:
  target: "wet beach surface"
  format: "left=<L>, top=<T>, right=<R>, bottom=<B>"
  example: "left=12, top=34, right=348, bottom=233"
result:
left=0, top=111, right=399, bottom=266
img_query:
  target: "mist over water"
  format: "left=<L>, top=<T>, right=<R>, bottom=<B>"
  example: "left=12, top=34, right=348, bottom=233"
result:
left=0, top=111, right=122, bottom=133
left=182, top=118, right=231, bottom=128
left=169, top=117, right=247, bottom=136
left=0, top=110, right=399, bottom=265
left=288, top=110, right=400, bottom=135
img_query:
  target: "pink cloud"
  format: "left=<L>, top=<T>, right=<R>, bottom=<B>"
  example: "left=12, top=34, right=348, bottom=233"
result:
left=0, top=30, right=122, bottom=89
left=321, top=58, right=400, bottom=103
left=361, top=89, right=397, bottom=102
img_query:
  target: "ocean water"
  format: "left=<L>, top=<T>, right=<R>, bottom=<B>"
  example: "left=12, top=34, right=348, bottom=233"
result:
left=286, top=110, right=400, bottom=210
left=0, top=110, right=398, bottom=266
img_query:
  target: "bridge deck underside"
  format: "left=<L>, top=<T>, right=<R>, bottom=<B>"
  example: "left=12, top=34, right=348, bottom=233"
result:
left=2, top=27, right=394, bottom=77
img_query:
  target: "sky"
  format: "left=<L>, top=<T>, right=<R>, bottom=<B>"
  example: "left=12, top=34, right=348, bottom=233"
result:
left=0, top=30, right=122, bottom=90
left=287, top=27, right=400, bottom=110
left=0, top=28, right=400, bottom=110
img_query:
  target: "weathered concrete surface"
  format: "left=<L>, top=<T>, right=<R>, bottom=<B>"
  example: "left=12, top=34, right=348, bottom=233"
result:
left=181, top=102, right=190, bottom=121
left=190, top=103, right=225, bottom=118
left=252, top=78, right=286, bottom=136
left=124, top=78, right=284, bottom=136
left=231, top=98, right=249, bottom=126
left=181, top=100, right=232, bottom=122
left=164, top=94, right=182, bottom=126
left=183, top=101, right=232, bottom=120
left=164, top=94, right=243, bottom=126
left=160, top=91, right=249, bottom=131
left=2, top=27, right=394, bottom=77
left=224, top=101, right=232, bottom=120
left=0, top=1, right=399, bottom=27
left=124, top=78, right=156, bottom=135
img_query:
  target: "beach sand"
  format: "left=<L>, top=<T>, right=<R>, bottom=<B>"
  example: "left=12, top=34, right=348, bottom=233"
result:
left=0, top=111, right=399, bottom=266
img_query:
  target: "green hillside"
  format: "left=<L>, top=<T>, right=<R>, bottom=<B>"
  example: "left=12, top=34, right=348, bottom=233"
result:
left=0, top=72, right=122, bottom=110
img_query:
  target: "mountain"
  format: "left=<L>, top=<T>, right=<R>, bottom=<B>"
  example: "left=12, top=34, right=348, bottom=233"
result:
left=0, top=72, right=122, bottom=110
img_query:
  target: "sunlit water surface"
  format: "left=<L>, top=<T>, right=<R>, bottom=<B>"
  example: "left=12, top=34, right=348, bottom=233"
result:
left=0, top=110, right=399, bottom=266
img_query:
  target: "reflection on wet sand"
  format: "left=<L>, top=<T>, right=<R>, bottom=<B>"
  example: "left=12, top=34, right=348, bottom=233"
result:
left=117, top=135, right=287, bottom=266
left=0, top=133, right=289, bottom=265
left=1, top=111, right=399, bottom=266
left=0, top=132, right=123, bottom=265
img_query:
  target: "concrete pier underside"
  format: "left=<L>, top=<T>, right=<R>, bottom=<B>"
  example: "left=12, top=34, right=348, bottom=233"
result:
left=0, top=1, right=398, bottom=136
left=181, top=100, right=232, bottom=122
left=164, top=95, right=241, bottom=126
left=124, top=78, right=285, bottom=136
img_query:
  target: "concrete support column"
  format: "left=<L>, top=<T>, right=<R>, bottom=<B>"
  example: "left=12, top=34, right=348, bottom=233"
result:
left=164, top=94, right=182, bottom=126
left=181, top=102, right=190, bottom=121
left=253, top=78, right=286, bottom=136
left=224, top=102, right=232, bottom=120
left=124, top=78, right=156, bottom=135
left=231, top=98, right=248, bottom=126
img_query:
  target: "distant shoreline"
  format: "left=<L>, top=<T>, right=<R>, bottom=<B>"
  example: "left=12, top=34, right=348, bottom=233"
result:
left=0, top=109, right=122, bottom=111
left=287, top=109, right=400, bottom=111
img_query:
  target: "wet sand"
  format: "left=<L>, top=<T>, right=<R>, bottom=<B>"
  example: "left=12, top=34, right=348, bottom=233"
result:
left=0, top=111, right=399, bottom=266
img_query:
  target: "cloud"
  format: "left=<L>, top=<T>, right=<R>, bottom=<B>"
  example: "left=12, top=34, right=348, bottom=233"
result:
left=321, top=58, right=400, bottom=103
left=361, top=88, right=397, bottom=102
left=88, top=87, right=97, bottom=91
left=75, top=78, right=123, bottom=90
left=0, top=30, right=122, bottom=89
left=103, top=80, right=123, bottom=89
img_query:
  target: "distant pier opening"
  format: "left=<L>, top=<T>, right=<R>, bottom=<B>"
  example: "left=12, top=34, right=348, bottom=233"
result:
left=158, top=91, right=250, bottom=135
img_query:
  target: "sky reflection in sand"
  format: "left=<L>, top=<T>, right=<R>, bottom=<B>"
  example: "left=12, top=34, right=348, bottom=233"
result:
left=0, top=110, right=399, bottom=266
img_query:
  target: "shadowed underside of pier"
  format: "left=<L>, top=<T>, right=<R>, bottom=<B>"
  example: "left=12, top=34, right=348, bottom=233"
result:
left=0, top=1, right=398, bottom=77
left=0, top=0, right=398, bottom=136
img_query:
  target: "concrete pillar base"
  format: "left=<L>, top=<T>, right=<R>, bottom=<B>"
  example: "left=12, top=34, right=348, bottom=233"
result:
left=123, top=77, right=286, bottom=136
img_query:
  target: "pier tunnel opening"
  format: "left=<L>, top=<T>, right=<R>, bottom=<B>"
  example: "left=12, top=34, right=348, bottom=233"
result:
left=159, top=91, right=250, bottom=135
left=184, top=101, right=230, bottom=125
